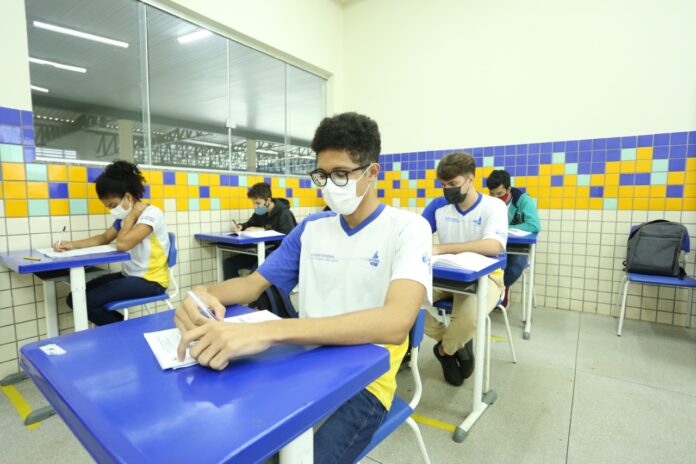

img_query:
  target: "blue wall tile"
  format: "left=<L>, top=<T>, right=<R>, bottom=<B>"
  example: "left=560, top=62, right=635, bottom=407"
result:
left=666, top=185, right=683, bottom=198
left=199, top=186, right=210, bottom=198
left=163, top=171, right=175, bottom=185
left=0, top=107, right=21, bottom=126
left=49, top=183, right=69, bottom=198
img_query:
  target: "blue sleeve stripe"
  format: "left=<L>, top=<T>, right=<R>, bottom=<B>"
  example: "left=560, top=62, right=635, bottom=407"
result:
left=422, top=197, right=447, bottom=233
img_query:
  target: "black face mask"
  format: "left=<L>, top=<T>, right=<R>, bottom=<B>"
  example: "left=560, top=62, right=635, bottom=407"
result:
left=443, top=186, right=467, bottom=204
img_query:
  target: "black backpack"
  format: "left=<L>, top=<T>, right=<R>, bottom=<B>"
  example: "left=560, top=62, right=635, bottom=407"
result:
left=624, top=220, right=687, bottom=278
left=253, top=285, right=298, bottom=318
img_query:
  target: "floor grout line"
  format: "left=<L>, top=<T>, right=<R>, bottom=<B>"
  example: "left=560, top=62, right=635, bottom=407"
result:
left=565, top=310, right=583, bottom=464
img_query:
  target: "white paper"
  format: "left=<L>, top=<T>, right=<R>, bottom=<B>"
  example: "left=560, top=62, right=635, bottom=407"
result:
left=432, top=252, right=498, bottom=273
left=226, top=230, right=284, bottom=239
left=508, top=228, right=531, bottom=237
left=37, top=245, right=117, bottom=259
left=143, top=310, right=282, bottom=370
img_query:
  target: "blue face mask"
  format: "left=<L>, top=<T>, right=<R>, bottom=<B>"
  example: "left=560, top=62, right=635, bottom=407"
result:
left=254, top=205, right=268, bottom=215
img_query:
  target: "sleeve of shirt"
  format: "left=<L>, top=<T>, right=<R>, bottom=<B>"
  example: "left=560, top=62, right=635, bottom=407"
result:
left=421, top=198, right=441, bottom=233
left=482, top=198, right=508, bottom=249
left=390, top=215, right=433, bottom=305
left=112, top=219, right=122, bottom=231
left=513, top=195, right=541, bottom=233
left=256, top=221, right=303, bottom=295
left=136, top=206, right=161, bottom=229
left=275, top=210, right=298, bottom=234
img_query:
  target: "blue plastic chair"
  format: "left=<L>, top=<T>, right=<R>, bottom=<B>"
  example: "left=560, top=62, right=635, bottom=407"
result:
left=357, top=309, right=431, bottom=464
left=617, top=228, right=695, bottom=336
left=103, top=233, right=179, bottom=319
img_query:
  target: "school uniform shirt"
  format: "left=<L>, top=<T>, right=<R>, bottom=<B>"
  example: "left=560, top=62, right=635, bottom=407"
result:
left=422, top=193, right=508, bottom=277
left=114, top=205, right=170, bottom=288
left=257, top=203, right=433, bottom=410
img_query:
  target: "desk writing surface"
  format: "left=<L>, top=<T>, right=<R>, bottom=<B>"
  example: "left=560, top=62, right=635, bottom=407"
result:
left=506, top=232, right=539, bottom=246
left=0, top=249, right=130, bottom=274
left=20, top=306, right=389, bottom=464
left=195, top=232, right=285, bottom=246
left=432, top=255, right=507, bottom=283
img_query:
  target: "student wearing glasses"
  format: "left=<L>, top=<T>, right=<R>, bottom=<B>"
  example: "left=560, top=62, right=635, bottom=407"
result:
left=174, top=112, right=432, bottom=464
left=422, top=152, right=508, bottom=386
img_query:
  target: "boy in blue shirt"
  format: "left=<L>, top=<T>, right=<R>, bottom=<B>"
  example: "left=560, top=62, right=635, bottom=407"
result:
left=486, top=169, right=541, bottom=309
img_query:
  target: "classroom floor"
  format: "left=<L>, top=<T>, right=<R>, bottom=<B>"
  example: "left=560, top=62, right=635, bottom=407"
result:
left=2, top=306, right=696, bottom=464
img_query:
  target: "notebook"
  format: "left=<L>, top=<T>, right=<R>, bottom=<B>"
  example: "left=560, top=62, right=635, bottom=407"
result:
left=144, top=310, right=282, bottom=370
left=37, top=245, right=117, bottom=259
left=431, top=252, right=498, bottom=273
left=508, top=228, right=532, bottom=237
left=225, top=230, right=284, bottom=239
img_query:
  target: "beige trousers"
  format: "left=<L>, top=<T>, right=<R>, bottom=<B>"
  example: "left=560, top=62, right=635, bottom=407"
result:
left=425, top=273, right=504, bottom=355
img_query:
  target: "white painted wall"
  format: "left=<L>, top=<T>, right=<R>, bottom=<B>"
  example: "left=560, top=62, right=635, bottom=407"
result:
left=342, top=0, right=696, bottom=153
left=161, top=0, right=345, bottom=113
left=0, top=0, right=32, bottom=111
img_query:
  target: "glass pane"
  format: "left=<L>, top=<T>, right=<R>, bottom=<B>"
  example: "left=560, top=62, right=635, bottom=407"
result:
left=286, top=64, right=326, bottom=175
left=146, top=5, right=229, bottom=170
left=25, top=0, right=144, bottom=163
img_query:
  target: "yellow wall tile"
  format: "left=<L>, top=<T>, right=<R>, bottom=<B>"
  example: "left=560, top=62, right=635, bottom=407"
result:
left=188, top=186, right=198, bottom=197
left=164, top=185, right=176, bottom=198
left=426, top=188, right=438, bottom=198
left=668, top=172, right=685, bottom=184
left=649, top=198, right=665, bottom=209
left=88, top=199, right=108, bottom=214
left=176, top=172, right=187, bottom=185
left=149, top=171, right=163, bottom=185
left=562, top=198, right=575, bottom=208
left=576, top=186, right=589, bottom=197
left=537, top=198, right=550, bottom=209
left=605, top=186, right=619, bottom=197
left=27, top=182, right=48, bottom=199
left=635, top=160, right=652, bottom=172
left=480, top=167, right=493, bottom=177
left=271, top=177, right=279, bottom=187
left=537, top=187, right=550, bottom=198
left=417, top=180, right=427, bottom=188
left=230, top=197, right=242, bottom=209
left=636, top=146, right=653, bottom=160
left=176, top=198, right=188, bottom=211
left=649, top=185, right=666, bottom=198
left=684, top=198, right=696, bottom=210
left=233, top=187, right=247, bottom=197
left=684, top=185, right=696, bottom=198
left=426, top=169, right=436, bottom=179
left=539, top=165, right=552, bottom=176
left=550, top=187, right=563, bottom=198
left=526, top=177, right=538, bottom=187
left=68, top=166, right=87, bottom=182
left=618, top=198, right=633, bottom=210
left=221, top=198, right=231, bottom=209
left=417, top=198, right=425, bottom=207
left=200, top=198, right=210, bottom=210
left=525, top=187, right=538, bottom=198
left=386, top=171, right=399, bottom=180
left=515, top=177, right=527, bottom=187
left=688, top=159, right=696, bottom=171
left=605, top=174, right=619, bottom=185
left=210, top=186, right=221, bottom=198
left=590, top=174, right=604, bottom=186
left=686, top=171, right=696, bottom=184
left=634, top=186, right=649, bottom=197
left=6, top=200, right=28, bottom=217
left=87, top=183, right=98, bottom=199
left=199, top=173, right=210, bottom=186
left=564, top=175, right=577, bottom=187
left=5, top=181, right=27, bottom=199
left=209, top=174, right=220, bottom=186
left=286, top=178, right=299, bottom=188
left=551, top=164, right=564, bottom=175
left=48, top=164, right=68, bottom=181
left=605, top=162, right=620, bottom=174
left=175, top=185, right=187, bottom=198
left=272, top=187, right=285, bottom=198
left=49, top=199, right=69, bottom=215
left=563, top=186, right=576, bottom=197
left=550, top=198, right=562, bottom=208
left=633, top=198, right=649, bottom=209
left=589, top=198, right=603, bottom=210
left=538, top=176, right=551, bottom=187
left=2, top=162, right=25, bottom=181
left=575, top=198, right=589, bottom=209
left=619, top=186, right=634, bottom=197
left=619, top=161, right=636, bottom=172
left=665, top=198, right=683, bottom=211
left=150, top=199, right=165, bottom=211
left=151, top=185, right=164, bottom=198
left=69, top=183, right=87, bottom=198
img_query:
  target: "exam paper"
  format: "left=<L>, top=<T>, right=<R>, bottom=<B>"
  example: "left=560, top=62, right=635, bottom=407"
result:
left=226, top=230, right=284, bottom=239
left=508, top=229, right=532, bottom=237
left=37, top=245, right=117, bottom=259
left=144, top=310, right=282, bottom=370
left=432, top=252, right=498, bottom=273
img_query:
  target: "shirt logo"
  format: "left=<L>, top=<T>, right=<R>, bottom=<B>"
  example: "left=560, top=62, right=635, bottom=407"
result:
left=310, top=253, right=338, bottom=263
left=445, top=217, right=460, bottom=223
left=369, top=251, right=380, bottom=267
left=472, top=217, right=482, bottom=226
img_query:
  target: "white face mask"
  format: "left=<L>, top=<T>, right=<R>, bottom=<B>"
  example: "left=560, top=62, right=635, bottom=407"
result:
left=321, top=166, right=372, bottom=215
left=110, top=197, right=132, bottom=220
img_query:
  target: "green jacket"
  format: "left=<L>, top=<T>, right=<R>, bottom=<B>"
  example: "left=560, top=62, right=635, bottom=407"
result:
left=508, top=188, right=541, bottom=233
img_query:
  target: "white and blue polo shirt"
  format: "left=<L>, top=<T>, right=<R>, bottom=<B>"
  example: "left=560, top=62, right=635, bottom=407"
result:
left=257, top=203, right=433, bottom=409
left=422, top=193, right=508, bottom=250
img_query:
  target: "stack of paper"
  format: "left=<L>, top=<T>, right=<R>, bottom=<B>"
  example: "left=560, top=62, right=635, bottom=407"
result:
left=226, top=230, right=284, bottom=239
left=144, top=310, right=281, bottom=370
left=508, top=228, right=532, bottom=237
left=432, top=252, right=498, bottom=273
left=37, top=245, right=117, bottom=259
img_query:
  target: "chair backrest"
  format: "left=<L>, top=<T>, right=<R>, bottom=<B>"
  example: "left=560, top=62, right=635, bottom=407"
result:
left=167, top=232, right=177, bottom=268
left=410, top=309, right=426, bottom=348
left=257, top=285, right=298, bottom=318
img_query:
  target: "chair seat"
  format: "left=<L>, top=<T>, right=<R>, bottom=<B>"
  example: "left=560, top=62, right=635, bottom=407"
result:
left=358, top=396, right=413, bottom=460
left=104, top=293, right=170, bottom=311
left=627, top=273, right=696, bottom=287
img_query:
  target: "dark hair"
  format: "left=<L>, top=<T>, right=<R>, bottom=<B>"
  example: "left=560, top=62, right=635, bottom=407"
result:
left=310, top=112, right=381, bottom=165
left=486, top=170, right=511, bottom=190
left=436, top=152, right=476, bottom=181
left=247, top=182, right=272, bottom=200
left=95, top=160, right=145, bottom=200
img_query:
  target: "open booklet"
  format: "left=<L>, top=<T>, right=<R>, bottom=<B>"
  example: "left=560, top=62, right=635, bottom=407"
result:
left=508, top=228, right=532, bottom=237
left=432, top=252, right=499, bottom=273
left=37, top=245, right=117, bottom=259
left=225, top=230, right=285, bottom=239
left=143, top=310, right=282, bottom=370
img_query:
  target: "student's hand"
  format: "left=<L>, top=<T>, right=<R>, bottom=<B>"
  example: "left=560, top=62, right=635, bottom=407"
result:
left=174, top=288, right=226, bottom=333
left=129, top=202, right=148, bottom=220
left=432, top=244, right=444, bottom=255
left=231, top=224, right=242, bottom=233
left=53, top=241, right=74, bottom=252
left=178, top=321, right=274, bottom=369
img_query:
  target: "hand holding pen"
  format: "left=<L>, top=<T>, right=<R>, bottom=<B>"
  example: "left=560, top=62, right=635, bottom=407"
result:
left=53, top=225, right=72, bottom=252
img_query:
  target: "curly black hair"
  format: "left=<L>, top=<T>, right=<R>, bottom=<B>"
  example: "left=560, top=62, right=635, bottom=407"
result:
left=486, top=170, right=511, bottom=190
left=247, top=182, right=272, bottom=200
left=95, top=160, right=146, bottom=200
left=310, top=112, right=381, bottom=165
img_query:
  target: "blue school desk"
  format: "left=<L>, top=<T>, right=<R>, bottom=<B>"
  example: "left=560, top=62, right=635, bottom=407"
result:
left=507, top=232, right=539, bottom=340
left=19, top=305, right=390, bottom=463
left=432, top=255, right=506, bottom=443
left=0, top=249, right=130, bottom=337
left=194, top=232, right=286, bottom=282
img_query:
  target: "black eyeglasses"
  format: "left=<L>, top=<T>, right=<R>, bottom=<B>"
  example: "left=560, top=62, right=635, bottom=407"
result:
left=309, top=164, right=370, bottom=187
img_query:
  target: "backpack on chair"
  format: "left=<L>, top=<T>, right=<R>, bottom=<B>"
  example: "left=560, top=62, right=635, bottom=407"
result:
left=624, top=220, right=687, bottom=278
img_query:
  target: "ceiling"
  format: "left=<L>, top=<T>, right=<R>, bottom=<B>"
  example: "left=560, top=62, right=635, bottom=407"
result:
left=25, top=0, right=326, bottom=145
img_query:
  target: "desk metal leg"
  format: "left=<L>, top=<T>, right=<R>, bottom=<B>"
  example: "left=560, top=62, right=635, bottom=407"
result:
left=453, top=275, right=495, bottom=442
left=43, top=280, right=59, bottom=338
left=216, top=246, right=225, bottom=283
left=70, top=267, right=88, bottom=332
left=279, top=428, right=313, bottom=463
left=257, top=242, right=266, bottom=266
left=523, top=244, right=536, bottom=340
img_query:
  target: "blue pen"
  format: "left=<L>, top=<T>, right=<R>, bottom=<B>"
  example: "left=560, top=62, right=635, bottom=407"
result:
left=187, top=290, right=216, bottom=319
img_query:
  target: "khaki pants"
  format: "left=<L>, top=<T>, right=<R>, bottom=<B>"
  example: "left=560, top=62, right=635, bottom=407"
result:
left=425, top=273, right=504, bottom=356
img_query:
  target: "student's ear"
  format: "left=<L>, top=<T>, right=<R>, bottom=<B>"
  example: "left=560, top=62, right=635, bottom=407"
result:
left=367, top=163, right=380, bottom=182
